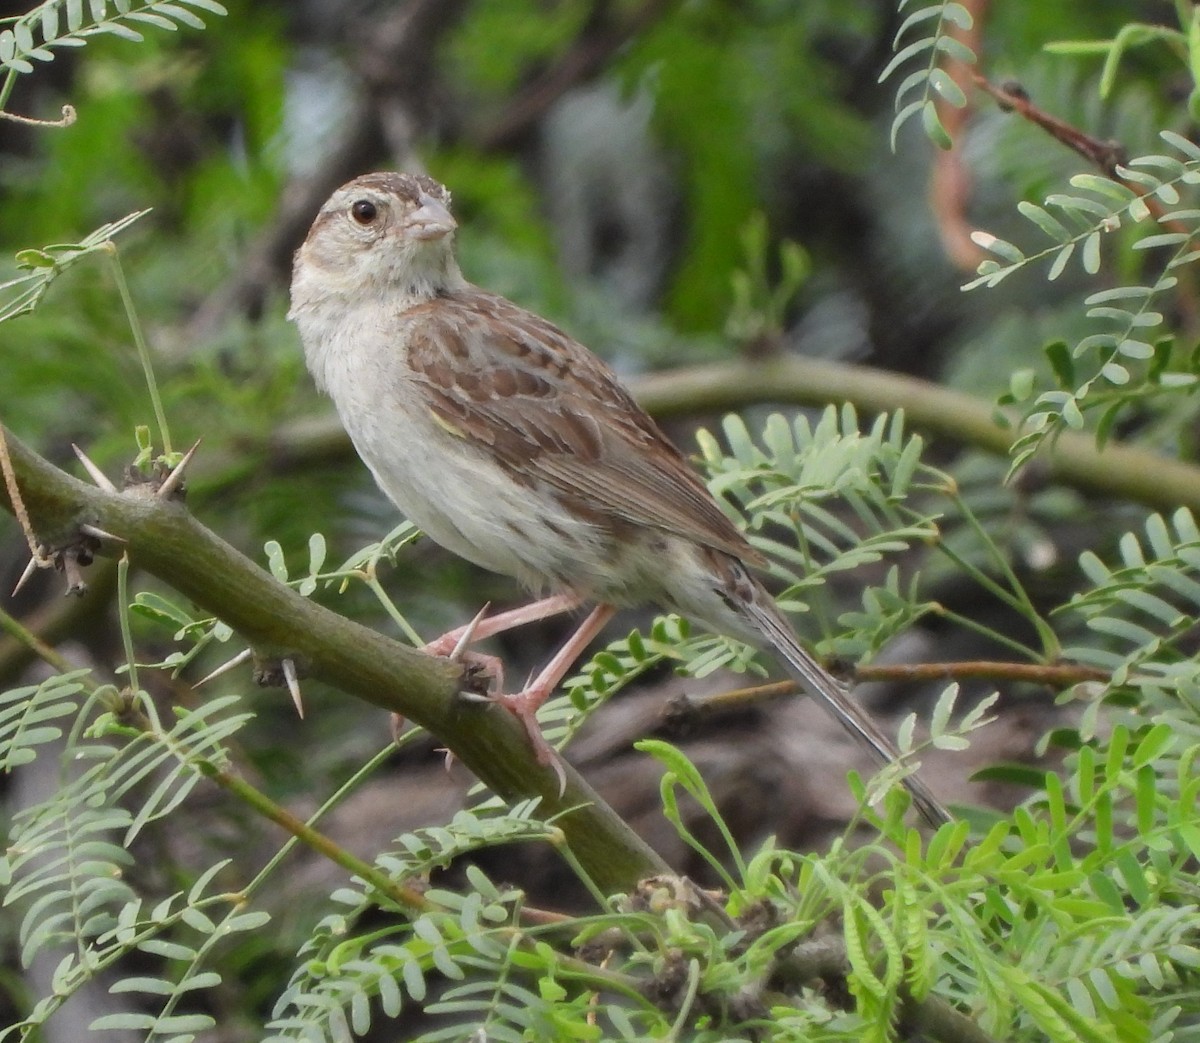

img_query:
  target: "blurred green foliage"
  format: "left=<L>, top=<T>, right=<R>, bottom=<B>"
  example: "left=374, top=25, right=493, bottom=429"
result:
left=6, top=0, right=1200, bottom=1039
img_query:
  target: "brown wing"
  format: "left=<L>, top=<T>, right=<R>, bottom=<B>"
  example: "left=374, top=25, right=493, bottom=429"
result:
left=404, top=288, right=763, bottom=564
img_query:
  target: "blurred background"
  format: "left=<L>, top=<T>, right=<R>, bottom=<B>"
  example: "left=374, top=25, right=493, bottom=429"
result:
left=0, top=0, right=1185, bottom=1035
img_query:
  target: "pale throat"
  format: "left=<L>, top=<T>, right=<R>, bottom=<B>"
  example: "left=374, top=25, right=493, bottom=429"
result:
left=293, top=239, right=466, bottom=395
left=396, top=262, right=464, bottom=301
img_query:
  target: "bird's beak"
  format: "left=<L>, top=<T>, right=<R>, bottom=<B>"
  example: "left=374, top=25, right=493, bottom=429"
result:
left=406, top=192, right=457, bottom=241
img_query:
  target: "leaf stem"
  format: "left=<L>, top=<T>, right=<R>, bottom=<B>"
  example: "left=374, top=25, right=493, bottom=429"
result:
left=0, top=67, right=17, bottom=112
left=0, top=602, right=69, bottom=672
left=933, top=603, right=1043, bottom=661
left=934, top=535, right=1059, bottom=660
left=363, top=570, right=425, bottom=646
left=193, top=756, right=430, bottom=911
left=115, top=553, right=140, bottom=695
left=107, top=247, right=173, bottom=457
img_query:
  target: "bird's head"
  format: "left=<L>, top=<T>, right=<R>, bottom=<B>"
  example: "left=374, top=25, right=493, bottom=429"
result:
left=291, top=171, right=462, bottom=309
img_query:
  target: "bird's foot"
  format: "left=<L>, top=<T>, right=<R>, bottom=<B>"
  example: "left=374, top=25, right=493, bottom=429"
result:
left=417, top=604, right=563, bottom=784
left=491, top=686, right=552, bottom=759
left=418, top=598, right=603, bottom=795
left=407, top=644, right=505, bottom=765
left=420, top=601, right=507, bottom=711
left=491, top=684, right=567, bottom=795
left=449, top=650, right=507, bottom=700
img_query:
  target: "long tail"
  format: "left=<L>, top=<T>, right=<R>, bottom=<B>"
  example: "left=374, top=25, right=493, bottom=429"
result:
left=739, top=592, right=951, bottom=828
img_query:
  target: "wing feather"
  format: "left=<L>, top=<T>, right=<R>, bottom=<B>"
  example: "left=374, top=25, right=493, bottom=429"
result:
left=404, top=289, right=762, bottom=564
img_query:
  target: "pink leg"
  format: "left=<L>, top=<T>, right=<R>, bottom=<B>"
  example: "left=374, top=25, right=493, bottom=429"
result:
left=396, top=598, right=583, bottom=745
left=422, top=593, right=583, bottom=658
left=420, top=597, right=616, bottom=791
left=494, top=604, right=618, bottom=772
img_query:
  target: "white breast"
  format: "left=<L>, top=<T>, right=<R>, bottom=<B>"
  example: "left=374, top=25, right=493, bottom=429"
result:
left=295, top=299, right=615, bottom=596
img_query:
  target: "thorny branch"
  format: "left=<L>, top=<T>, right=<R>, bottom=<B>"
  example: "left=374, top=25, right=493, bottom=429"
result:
left=0, top=426, right=990, bottom=1041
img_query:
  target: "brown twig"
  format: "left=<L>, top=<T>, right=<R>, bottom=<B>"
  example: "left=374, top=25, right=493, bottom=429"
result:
left=665, top=659, right=1109, bottom=725
left=0, top=103, right=76, bottom=128
left=970, top=71, right=1200, bottom=328
left=854, top=660, right=1110, bottom=686
left=971, top=75, right=1129, bottom=176
left=929, top=0, right=989, bottom=270
left=971, top=74, right=1195, bottom=238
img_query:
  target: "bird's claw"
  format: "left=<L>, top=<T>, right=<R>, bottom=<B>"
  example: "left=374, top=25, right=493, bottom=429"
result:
left=423, top=604, right=570, bottom=795
left=492, top=687, right=567, bottom=797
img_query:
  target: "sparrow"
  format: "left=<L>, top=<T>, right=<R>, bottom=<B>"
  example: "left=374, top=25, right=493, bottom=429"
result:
left=288, top=171, right=949, bottom=827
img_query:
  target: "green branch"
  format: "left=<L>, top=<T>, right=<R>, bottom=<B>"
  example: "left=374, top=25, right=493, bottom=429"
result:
left=265, top=355, right=1200, bottom=515
left=634, top=358, right=1200, bottom=514
left=0, top=423, right=668, bottom=897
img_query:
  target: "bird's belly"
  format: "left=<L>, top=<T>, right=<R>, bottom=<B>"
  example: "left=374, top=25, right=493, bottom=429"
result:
left=340, top=404, right=613, bottom=595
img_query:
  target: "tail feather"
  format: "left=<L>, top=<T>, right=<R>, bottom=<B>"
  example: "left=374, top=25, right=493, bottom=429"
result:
left=740, top=594, right=951, bottom=828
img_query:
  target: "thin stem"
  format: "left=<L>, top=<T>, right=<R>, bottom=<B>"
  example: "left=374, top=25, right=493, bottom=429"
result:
left=241, top=740, right=408, bottom=898
left=0, top=67, right=18, bottom=112
left=107, top=247, right=173, bottom=457
left=552, top=827, right=618, bottom=911
left=116, top=552, right=139, bottom=693
left=666, top=959, right=702, bottom=1041
left=0, top=103, right=75, bottom=127
left=193, top=757, right=430, bottom=911
left=857, top=660, right=1107, bottom=686
left=545, top=946, right=652, bottom=1004
left=945, top=492, right=1061, bottom=658
left=0, top=602, right=69, bottom=672
left=932, top=541, right=1028, bottom=624
left=790, top=510, right=836, bottom=643
left=688, top=657, right=1110, bottom=714
left=363, top=570, right=425, bottom=646
left=933, top=604, right=1043, bottom=661
left=934, top=535, right=1059, bottom=661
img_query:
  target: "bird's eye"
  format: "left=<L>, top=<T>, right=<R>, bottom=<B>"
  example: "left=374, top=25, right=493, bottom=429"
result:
left=351, top=199, right=378, bottom=225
